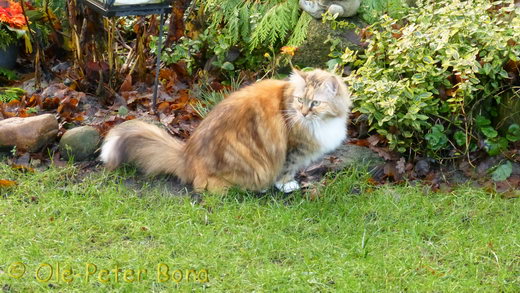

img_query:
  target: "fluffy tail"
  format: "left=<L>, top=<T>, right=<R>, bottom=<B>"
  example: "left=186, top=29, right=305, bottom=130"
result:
left=100, top=120, right=185, bottom=177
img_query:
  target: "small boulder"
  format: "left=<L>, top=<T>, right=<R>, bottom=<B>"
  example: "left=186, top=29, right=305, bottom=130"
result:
left=0, top=114, right=58, bottom=152
left=326, top=143, right=384, bottom=171
left=59, top=126, right=100, bottom=161
left=305, top=144, right=383, bottom=176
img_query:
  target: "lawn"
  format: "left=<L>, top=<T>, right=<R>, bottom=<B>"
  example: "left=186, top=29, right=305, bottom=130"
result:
left=0, top=163, right=518, bottom=292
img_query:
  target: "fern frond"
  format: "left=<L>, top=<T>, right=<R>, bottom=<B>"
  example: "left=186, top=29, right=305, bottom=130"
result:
left=286, top=12, right=311, bottom=47
left=249, top=0, right=300, bottom=50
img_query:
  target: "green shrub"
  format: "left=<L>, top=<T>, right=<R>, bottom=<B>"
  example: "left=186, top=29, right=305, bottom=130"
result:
left=343, top=0, right=520, bottom=156
left=160, top=0, right=310, bottom=74
left=359, top=0, right=410, bottom=24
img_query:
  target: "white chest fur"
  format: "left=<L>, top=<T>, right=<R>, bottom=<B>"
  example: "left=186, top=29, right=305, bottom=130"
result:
left=311, top=117, right=347, bottom=155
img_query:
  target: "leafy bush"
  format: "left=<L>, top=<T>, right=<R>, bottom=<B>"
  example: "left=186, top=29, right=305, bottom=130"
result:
left=343, top=0, right=520, bottom=156
left=160, top=0, right=310, bottom=74
left=358, top=0, right=410, bottom=24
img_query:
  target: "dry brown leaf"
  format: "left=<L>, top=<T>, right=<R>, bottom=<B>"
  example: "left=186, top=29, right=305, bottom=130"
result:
left=42, top=97, right=60, bottom=110
left=120, top=74, right=133, bottom=93
left=367, top=134, right=381, bottom=146
left=11, top=164, right=35, bottom=173
left=370, top=146, right=401, bottom=161
left=349, top=139, right=370, bottom=147
left=0, top=179, right=17, bottom=187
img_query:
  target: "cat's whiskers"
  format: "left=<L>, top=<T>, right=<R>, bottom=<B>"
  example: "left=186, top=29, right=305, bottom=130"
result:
left=281, top=110, right=302, bottom=131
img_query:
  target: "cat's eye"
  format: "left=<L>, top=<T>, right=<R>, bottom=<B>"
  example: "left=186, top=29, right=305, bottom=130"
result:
left=296, top=97, right=304, bottom=103
left=311, top=100, right=321, bottom=107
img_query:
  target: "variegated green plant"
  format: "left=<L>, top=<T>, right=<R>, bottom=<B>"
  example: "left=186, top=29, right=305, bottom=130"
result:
left=342, top=0, right=520, bottom=156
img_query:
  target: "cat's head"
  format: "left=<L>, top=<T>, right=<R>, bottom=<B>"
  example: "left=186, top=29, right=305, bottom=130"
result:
left=287, top=69, right=352, bottom=122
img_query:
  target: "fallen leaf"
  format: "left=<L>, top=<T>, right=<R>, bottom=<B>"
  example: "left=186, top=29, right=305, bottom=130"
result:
left=500, top=190, right=519, bottom=199
left=26, top=95, right=41, bottom=107
left=349, top=139, right=370, bottom=147
left=119, top=74, right=133, bottom=93
left=367, top=177, right=380, bottom=185
left=11, top=164, right=35, bottom=173
left=157, top=102, right=171, bottom=113
left=370, top=146, right=401, bottom=161
left=367, top=134, right=382, bottom=146
left=42, top=97, right=60, bottom=110
left=0, top=179, right=17, bottom=187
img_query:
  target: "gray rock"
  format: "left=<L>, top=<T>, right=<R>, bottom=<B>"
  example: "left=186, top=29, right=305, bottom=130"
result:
left=0, top=114, right=58, bottom=152
left=59, top=126, right=100, bottom=161
left=292, top=17, right=365, bottom=68
left=22, top=78, right=49, bottom=96
left=299, top=0, right=361, bottom=19
left=299, top=144, right=383, bottom=186
left=329, top=143, right=383, bottom=170
left=315, top=143, right=383, bottom=173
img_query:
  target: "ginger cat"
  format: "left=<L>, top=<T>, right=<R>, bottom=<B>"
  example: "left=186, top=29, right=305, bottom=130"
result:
left=100, top=69, right=352, bottom=193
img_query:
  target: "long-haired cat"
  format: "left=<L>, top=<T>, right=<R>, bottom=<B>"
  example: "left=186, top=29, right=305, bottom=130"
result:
left=100, top=69, right=352, bottom=193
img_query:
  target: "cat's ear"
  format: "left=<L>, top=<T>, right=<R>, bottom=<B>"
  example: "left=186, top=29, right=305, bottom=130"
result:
left=289, top=69, right=306, bottom=89
left=322, top=76, right=339, bottom=97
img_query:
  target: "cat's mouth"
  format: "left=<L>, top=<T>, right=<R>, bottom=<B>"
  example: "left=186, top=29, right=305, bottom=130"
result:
left=299, top=114, right=321, bottom=126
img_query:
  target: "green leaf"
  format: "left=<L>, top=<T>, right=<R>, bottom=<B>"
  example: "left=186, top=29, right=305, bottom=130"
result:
left=221, top=62, right=235, bottom=71
left=480, top=126, right=498, bottom=138
left=425, top=124, right=448, bottom=151
left=0, top=67, right=17, bottom=80
left=117, top=106, right=129, bottom=116
left=484, top=137, right=508, bottom=156
left=506, top=124, right=520, bottom=142
left=422, top=56, right=435, bottom=64
left=326, top=58, right=340, bottom=71
left=476, top=116, right=491, bottom=127
left=491, top=161, right=512, bottom=182
left=453, top=130, right=466, bottom=146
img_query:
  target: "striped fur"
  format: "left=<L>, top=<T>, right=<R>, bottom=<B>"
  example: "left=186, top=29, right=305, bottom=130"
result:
left=100, top=69, right=351, bottom=193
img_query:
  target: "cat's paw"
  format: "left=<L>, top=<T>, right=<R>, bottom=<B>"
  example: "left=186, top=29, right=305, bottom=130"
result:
left=275, top=180, right=301, bottom=193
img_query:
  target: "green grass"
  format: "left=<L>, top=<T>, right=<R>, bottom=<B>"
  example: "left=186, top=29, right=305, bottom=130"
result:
left=0, top=163, right=518, bottom=292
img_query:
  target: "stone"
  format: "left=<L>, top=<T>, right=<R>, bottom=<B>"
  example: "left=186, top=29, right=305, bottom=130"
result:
left=327, top=143, right=384, bottom=171
left=0, top=114, right=58, bottom=152
left=308, top=144, right=383, bottom=174
left=299, top=0, right=361, bottom=19
left=292, top=17, right=365, bottom=68
left=299, top=143, right=383, bottom=187
left=59, top=126, right=101, bottom=161
left=21, top=78, right=49, bottom=96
